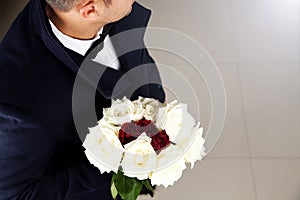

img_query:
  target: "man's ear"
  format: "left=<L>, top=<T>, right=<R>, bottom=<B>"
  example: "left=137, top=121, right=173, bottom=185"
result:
left=79, top=1, right=97, bottom=19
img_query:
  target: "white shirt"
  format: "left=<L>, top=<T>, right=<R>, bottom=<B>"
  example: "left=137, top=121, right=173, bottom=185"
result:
left=49, top=20, right=120, bottom=70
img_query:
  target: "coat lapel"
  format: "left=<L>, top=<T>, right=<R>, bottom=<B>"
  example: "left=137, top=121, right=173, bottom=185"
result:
left=32, top=0, right=80, bottom=74
left=31, top=0, right=152, bottom=98
left=109, top=2, right=152, bottom=71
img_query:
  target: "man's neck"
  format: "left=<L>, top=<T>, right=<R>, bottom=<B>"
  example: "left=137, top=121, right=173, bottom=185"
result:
left=45, top=4, right=103, bottom=40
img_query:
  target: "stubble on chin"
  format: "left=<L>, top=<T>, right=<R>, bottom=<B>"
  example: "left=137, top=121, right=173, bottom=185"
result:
left=125, top=5, right=132, bottom=16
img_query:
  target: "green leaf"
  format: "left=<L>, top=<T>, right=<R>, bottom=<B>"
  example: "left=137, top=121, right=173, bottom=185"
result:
left=111, top=181, right=118, bottom=200
left=113, top=171, right=143, bottom=200
left=114, top=171, right=134, bottom=195
left=142, top=179, right=154, bottom=192
left=123, top=180, right=143, bottom=200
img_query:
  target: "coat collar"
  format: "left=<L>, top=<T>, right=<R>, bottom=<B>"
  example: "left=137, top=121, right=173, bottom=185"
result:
left=31, top=0, right=78, bottom=72
left=31, top=0, right=152, bottom=73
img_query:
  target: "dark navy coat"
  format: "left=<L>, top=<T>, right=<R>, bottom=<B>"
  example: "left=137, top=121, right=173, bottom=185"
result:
left=0, top=0, right=165, bottom=199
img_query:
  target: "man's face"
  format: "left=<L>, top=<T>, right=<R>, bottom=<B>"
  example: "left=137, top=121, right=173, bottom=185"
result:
left=97, top=0, right=135, bottom=24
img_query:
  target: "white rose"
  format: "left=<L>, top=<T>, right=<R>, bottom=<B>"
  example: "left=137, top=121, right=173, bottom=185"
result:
left=133, top=97, right=160, bottom=107
left=150, top=157, right=186, bottom=188
left=144, top=102, right=162, bottom=122
left=98, top=119, right=119, bottom=137
left=156, top=101, right=195, bottom=141
left=84, top=150, right=112, bottom=174
left=121, top=133, right=156, bottom=180
left=133, top=97, right=163, bottom=122
left=184, top=123, right=206, bottom=168
left=132, top=96, right=146, bottom=106
left=103, top=97, right=144, bottom=125
left=154, top=144, right=185, bottom=171
left=171, top=122, right=201, bottom=152
left=149, top=144, right=186, bottom=187
left=83, top=125, right=124, bottom=173
left=103, top=97, right=143, bottom=125
left=102, top=98, right=134, bottom=125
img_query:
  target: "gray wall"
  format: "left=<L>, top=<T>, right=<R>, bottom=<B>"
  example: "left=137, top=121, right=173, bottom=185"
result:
left=0, top=0, right=29, bottom=40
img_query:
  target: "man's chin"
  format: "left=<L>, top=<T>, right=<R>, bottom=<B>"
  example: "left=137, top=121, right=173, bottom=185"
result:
left=125, top=6, right=132, bottom=16
left=110, top=6, right=133, bottom=23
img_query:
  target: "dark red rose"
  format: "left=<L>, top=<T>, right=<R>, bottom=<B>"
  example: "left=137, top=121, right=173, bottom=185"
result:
left=135, top=118, right=159, bottom=137
left=118, top=121, right=141, bottom=145
left=135, top=118, right=152, bottom=127
left=150, top=130, right=170, bottom=151
left=119, top=119, right=165, bottom=147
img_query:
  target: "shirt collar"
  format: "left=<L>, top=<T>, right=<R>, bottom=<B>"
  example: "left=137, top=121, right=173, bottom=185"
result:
left=48, top=19, right=103, bottom=56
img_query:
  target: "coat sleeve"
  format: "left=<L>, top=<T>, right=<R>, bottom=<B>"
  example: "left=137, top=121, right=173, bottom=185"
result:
left=0, top=104, right=111, bottom=200
left=138, top=47, right=166, bottom=103
left=121, top=47, right=166, bottom=103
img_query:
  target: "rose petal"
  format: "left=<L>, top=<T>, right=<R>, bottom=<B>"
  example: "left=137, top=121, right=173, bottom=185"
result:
left=156, top=103, right=195, bottom=142
left=121, top=133, right=156, bottom=180
left=83, top=125, right=124, bottom=173
left=84, top=150, right=112, bottom=174
left=103, top=97, right=140, bottom=125
left=154, top=144, right=185, bottom=170
left=150, top=157, right=186, bottom=188
left=184, top=123, right=206, bottom=168
left=150, top=130, right=170, bottom=151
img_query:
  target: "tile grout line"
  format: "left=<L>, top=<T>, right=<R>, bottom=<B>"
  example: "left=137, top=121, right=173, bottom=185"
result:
left=298, top=0, right=300, bottom=109
left=228, top=0, right=259, bottom=199
left=236, top=54, right=260, bottom=200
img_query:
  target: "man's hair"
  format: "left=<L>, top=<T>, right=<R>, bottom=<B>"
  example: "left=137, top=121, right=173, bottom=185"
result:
left=45, top=0, right=81, bottom=12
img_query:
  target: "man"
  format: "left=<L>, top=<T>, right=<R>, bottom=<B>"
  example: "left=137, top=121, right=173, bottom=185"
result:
left=0, top=0, right=165, bottom=199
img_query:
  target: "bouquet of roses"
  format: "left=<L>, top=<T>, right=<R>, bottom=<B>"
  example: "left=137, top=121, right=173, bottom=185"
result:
left=83, top=97, right=206, bottom=200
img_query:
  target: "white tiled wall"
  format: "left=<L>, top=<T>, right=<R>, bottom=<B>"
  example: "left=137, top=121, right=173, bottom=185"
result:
left=138, top=0, right=300, bottom=199
left=231, top=0, right=300, bottom=63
